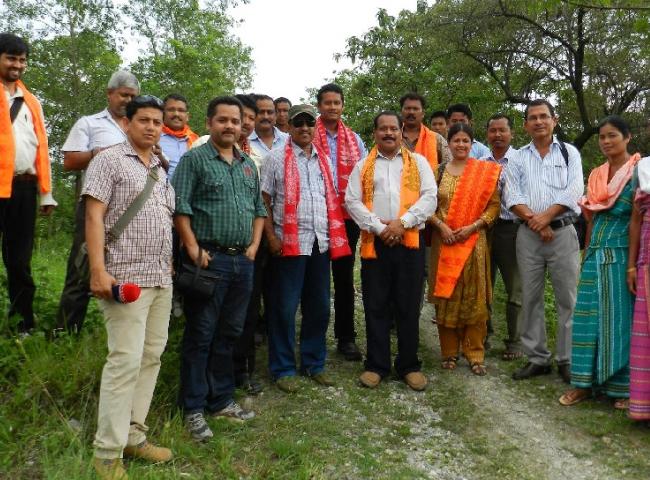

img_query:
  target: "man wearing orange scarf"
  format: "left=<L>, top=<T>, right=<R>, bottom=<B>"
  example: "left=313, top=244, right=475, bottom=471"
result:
left=346, top=111, right=437, bottom=391
left=159, top=93, right=198, bottom=178
left=0, top=33, right=56, bottom=334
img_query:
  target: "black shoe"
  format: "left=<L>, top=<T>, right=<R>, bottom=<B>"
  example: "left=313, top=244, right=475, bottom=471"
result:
left=337, top=341, right=362, bottom=361
left=557, top=364, right=571, bottom=384
left=512, top=362, right=552, bottom=380
left=235, top=373, right=264, bottom=395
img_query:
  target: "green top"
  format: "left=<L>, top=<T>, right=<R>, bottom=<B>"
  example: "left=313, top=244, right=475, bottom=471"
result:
left=172, top=141, right=267, bottom=247
left=588, top=181, right=633, bottom=250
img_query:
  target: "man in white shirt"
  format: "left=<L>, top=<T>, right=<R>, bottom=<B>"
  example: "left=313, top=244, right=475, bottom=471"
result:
left=248, top=94, right=288, bottom=172
left=0, top=33, right=56, bottom=334
left=56, top=70, right=139, bottom=333
left=345, top=111, right=437, bottom=391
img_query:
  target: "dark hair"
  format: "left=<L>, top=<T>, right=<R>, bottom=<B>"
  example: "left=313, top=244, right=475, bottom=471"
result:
left=0, top=33, right=29, bottom=58
left=274, top=96, right=292, bottom=107
left=207, top=95, right=243, bottom=120
left=399, top=92, right=426, bottom=109
left=253, top=94, right=274, bottom=104
left=316, top=83, right=344, bottom=105
left=598, top=114, right=631, bottom=138
left=447, top=103, right=473, bottom=120
left=235, top=94, right=259, bottom=114
left=126, top=95, right=164, bottom=120
left=373, top=111, right=403, bottom=130
left=486, top=113, right=513, bottom=130
left=447, top=122, right=474, bottom=142
left=524, top=99, right=556, bottom=119
left=163, top=93, right=188, bottom=108
left=429, top=110, right=447, bottom=122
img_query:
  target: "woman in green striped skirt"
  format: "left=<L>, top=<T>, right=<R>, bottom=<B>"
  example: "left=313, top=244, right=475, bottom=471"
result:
left=559, top=116, right=639, bottom=408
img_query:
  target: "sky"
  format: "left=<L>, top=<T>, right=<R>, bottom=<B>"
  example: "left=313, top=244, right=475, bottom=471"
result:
left=227, top=0, right=421, bottom=103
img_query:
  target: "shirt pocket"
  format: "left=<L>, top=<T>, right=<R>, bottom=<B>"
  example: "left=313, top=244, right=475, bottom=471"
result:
left=200, top=175, right=225, bottom=200
left=542, top=160, right=568, bottom=190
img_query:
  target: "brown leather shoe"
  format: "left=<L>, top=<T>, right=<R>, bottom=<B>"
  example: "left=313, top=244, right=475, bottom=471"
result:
left=359, top=371, right=381, bottom=388
left=93, top=457, right=128, bottom=480
left=404, top=371, right=427, bottom=391
left=123, top=441, right=173, bottom=463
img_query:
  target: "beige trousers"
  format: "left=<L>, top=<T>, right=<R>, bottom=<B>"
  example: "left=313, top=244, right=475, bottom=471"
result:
left=94, top=286, right=172, bottom=459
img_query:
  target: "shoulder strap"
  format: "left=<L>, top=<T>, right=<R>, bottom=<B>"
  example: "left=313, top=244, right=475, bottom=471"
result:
left=107, top=166, right=160, bottom=242
left=558, top=140, right=569, bottom=166
left=10, top=97, right=24, bottom=123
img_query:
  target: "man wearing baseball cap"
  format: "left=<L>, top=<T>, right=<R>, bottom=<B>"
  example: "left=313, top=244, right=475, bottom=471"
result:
left=261, top=104, right=351, bottom=393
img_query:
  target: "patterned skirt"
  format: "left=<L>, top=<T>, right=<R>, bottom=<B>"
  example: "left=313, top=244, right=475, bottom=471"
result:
left=630, top=264, right=650, bottom=420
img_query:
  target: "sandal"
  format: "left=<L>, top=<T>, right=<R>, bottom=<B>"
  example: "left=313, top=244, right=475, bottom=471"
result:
left=441, top=356, right=458, bottom=370
left=558, top=388, right=591, bottom=406
left=470, top=363, right=487, bottom=376
left=502, top=350, right=523, bottom=361
left=614, top=398, right=629, bottom=410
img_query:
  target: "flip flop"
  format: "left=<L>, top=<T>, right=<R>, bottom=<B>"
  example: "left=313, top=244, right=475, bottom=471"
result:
left=559, top=388, right=591, bottom=406
left=441, top=356, right=458, bottom=370
left=614, top=398, right=629, bottom=410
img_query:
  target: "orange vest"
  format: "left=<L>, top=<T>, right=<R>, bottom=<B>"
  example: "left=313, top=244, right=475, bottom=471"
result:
left=0, top=80, right=51, bottom=198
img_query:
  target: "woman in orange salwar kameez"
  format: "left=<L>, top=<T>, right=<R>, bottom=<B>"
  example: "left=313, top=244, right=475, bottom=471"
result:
left=429, top=123, right=501, bottom=376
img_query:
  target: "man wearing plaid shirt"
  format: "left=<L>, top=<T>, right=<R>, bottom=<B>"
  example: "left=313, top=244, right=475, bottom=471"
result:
left=172, top=96, right=266, bottom=442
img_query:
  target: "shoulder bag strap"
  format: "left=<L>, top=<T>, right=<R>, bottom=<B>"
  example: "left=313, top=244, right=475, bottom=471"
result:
left=107, top=165, right=160, bottom=242
left=10, top=97, right=25, bottom=123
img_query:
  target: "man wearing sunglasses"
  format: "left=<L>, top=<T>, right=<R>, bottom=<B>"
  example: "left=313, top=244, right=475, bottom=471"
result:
left=84, top=95, right=175, bottom=479
left=261, top=104, right=351, bottom=393
left=56, top=70, right=140, bottom=334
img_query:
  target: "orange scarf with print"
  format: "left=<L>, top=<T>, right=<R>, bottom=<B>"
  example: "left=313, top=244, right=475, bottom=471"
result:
left=433, top=159, right=501, bottom=298
left=413, top=124, right=438, bottom=172
left=0, top=80, right=51, bottom=198
left=161, top=124, right=199, bottom=146
left=360, top=146, right=421, bottom=259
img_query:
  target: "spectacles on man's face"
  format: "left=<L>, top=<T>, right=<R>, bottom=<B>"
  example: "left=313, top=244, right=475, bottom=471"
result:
left=291, top=117, right=316, bottom=128
left=132, top=95, right=164, bottom=108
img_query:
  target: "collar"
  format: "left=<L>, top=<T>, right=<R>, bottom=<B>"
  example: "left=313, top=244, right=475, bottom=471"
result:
left=207, top=141, right=243, bottom=163
left=123, top=141, right=162, bottom=168
left=484, top=146, right=516, bottom=162
left=522, top=135, right=559, bottom=153
left=292, top=142, right=319, bottom=160
left=376, top=149, right=403, bottom=161
left=3, top=83, right=23, bottom=99
left=250, top=126, right=284, bottom=142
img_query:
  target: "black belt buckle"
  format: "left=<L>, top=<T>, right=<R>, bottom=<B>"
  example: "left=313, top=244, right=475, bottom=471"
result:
left=549, top=217, right=575, bottom=230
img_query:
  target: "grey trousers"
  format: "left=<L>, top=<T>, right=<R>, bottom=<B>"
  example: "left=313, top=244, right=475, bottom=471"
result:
left=490, top=220, right=523, bottom=351
left=516, top=224, right=580, bottom=366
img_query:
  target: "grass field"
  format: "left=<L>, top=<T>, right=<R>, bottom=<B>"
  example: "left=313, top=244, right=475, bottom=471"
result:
left=1, top=232, right=649, bottom=479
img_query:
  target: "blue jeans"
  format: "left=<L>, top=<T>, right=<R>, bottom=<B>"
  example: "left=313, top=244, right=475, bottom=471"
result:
left=267, top=242, right=330, bottom=379
left=180, top=251, right=254, bottom=414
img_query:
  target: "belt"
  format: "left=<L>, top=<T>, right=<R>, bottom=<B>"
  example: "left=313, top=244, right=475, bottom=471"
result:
left=201, top=243, right=246, bottom=256
left=549, top=217, right=576, bottom=230
left=497, top=218, right=517, bottom=224
left=13, top=173, right=37, bottom=182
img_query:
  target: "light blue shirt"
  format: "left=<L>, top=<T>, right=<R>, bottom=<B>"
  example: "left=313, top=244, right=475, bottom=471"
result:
left=480, top=146, right=518, bottom=220
left=324, top=128, right=367, bottom=182
left=470, top=139, right=490, bottom=159
left=248, top=126, right=288, bottom=173
left=62, top=108, right=127, bottom=153
left=260, top=142, right=330, bottom=255
left=504, top=136, right=583, bottom=219
left=159, top=133, right=190, bottom=179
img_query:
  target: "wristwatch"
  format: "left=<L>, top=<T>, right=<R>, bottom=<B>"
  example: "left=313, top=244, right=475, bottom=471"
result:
left=400, top=218, right=408, bottom=229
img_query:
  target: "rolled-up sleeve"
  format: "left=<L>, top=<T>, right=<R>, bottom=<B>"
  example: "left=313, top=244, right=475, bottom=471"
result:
left=401, top=153, right=438, bottom=228
left=555, top=145, right=584, bottom=214
left=81, top=153, right=114, bottom=204
left=504, top=152, right=528, bottom=210
left=170, top=151, right=195, bottom=216
left=61, top=117, right=91, bottom=152
left=345, top=160, right=386, bottom=235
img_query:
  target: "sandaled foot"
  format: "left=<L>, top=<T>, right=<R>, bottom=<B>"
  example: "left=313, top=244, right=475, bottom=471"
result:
left=502, top=350, right=523, bottom=361
left=441, top=356, right=458, bottom=370
left=614, top=398, right=629, bottom=410
left=470, top=363, right=487, bottom=376
left=558, top=388, right=591, bottom=406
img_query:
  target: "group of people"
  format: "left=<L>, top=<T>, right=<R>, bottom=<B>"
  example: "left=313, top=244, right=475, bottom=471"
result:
left=2, top=32, right=650, bottom=480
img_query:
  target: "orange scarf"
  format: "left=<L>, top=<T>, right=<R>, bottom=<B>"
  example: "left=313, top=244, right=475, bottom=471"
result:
left=360, top=146, right=421, bottom=259
left=414, top=125, right=438, bottom=172
left=433, top=159, right=501, bottom=298
left=579, top=153, right=640, bottom=221
left=161, top=124, right=199, bottom=146
left=0, top=80, right=51, bottom=198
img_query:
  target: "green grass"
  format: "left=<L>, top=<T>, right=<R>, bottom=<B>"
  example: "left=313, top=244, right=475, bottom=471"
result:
left=1, top=233, right=650, bottom=479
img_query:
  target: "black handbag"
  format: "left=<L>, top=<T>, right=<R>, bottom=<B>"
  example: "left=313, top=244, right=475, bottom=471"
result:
left=174, top=249, right=219, bottom=300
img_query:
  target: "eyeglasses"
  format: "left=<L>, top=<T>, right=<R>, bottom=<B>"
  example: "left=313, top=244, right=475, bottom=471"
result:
left=132, top=95, right=164, bottom=108
left=291, top=117, right=316, bottom=128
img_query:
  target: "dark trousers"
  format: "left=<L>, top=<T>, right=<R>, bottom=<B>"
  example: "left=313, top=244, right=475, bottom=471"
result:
left=331, top=219, right=361, bottom=343
left=267, top=242, right=330, bottom=380
left=56, top=198, right=90, bottom=332
left=233, top=239, right=269, bottom=377
left=361, top=238, right=424, bottom=377
left=0, top=179, right=37, bottom=332
left=180, top=250, right=254, bottom=414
